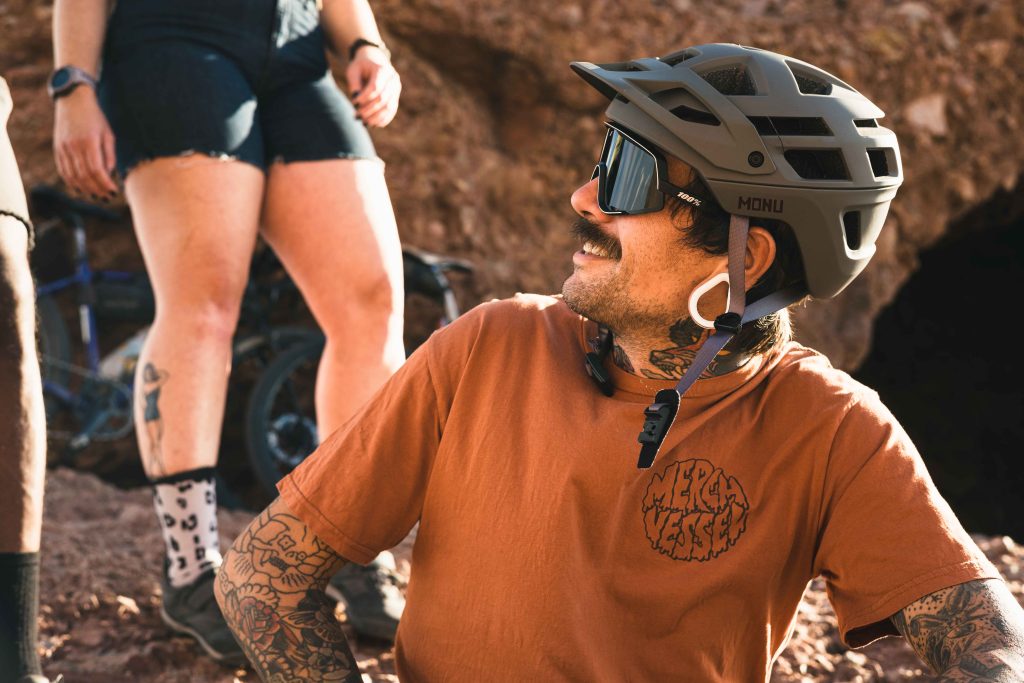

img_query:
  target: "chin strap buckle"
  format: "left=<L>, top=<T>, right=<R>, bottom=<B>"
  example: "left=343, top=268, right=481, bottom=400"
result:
left=636, top=389, right=680, bottom=469
left=714, top=312, right=742, bottom=336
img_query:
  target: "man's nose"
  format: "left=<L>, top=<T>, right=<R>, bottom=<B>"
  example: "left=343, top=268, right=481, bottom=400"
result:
left=570, top=174, right=606, bottom=221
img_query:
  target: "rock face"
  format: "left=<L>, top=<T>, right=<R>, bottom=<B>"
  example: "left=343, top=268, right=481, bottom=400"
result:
left=4, top=0, right=1024, bottom=368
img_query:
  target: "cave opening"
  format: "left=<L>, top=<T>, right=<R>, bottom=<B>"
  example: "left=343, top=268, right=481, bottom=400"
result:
left=854, top=179, right=1024, bottom=539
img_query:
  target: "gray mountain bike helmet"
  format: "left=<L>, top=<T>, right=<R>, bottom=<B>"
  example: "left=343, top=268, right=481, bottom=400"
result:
left=571, top=42, right=902, bottom=299
left=570, top=44, right=903, bottom=468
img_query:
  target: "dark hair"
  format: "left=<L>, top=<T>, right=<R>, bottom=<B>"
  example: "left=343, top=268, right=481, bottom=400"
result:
left=669, top=174, right=809, bottom=356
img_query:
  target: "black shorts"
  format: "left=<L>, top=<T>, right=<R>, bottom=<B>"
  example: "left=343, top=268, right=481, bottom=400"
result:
left=98, top=0, right=376, bottom=177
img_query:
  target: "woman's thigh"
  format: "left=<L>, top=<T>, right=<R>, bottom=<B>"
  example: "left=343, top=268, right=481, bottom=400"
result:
left=125, top=157, right=265, bottom=316
left=260, top=158, right=403, bottom=329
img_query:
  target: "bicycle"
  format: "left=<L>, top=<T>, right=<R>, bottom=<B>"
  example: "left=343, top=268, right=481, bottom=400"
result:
left=244, top=246, right=473, bottom=501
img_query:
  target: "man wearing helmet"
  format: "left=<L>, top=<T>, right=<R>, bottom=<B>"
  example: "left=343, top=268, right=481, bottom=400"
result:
left=216, top=44, right=1024, bottom=682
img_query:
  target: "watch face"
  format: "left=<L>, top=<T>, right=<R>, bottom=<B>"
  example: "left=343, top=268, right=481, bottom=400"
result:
left=51, top=68, right=71, bottom=90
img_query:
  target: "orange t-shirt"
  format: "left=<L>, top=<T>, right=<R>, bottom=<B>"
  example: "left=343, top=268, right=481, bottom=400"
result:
left=279, top=294, right=998, bottom=682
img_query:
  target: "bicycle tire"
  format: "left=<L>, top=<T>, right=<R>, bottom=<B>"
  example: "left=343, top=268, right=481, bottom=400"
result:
left=245, top=337, right=325, bottom=502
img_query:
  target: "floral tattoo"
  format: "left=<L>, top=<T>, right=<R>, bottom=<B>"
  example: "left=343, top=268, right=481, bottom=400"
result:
left=216, top=499, right=359, bottom=682
left=891, top=579, right=1024, bottom=681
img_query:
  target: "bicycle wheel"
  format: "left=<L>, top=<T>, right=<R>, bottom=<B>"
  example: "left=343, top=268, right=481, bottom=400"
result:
left=245, top=337, right=324, bottom=502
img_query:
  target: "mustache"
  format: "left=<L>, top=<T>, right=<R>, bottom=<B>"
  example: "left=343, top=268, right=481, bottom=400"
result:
left=571, top=217, right=622, bottom=259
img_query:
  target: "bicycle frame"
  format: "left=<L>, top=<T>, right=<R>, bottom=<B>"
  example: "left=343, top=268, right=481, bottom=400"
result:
left=35, top=212, right=138, bottom=373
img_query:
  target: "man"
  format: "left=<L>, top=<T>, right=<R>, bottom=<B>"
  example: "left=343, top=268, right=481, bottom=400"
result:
left=0, top=76, right=54, bottom=683
left=215, top=44, right=1024, bottom=681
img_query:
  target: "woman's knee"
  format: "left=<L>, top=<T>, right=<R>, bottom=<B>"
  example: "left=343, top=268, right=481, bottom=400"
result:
left=319, top=270, right=403, bottom=339
left=153, top=290, right=245, bottom=344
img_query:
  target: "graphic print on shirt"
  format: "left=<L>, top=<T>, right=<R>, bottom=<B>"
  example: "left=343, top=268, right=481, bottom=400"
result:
left=641, top=458, right=749, bottom=561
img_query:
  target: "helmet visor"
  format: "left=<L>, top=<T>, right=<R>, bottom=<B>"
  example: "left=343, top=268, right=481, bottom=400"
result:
left=595, top=126, right=664, bottom=215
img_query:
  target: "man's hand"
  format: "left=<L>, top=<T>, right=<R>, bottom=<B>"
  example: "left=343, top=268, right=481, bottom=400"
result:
left=345, top=47, right=400, bottom=128
left=215, top=497, right=361, bottom=683
left=891, top=578, right=1024, bottom=681
left=53, top=86, right=118, bottom=200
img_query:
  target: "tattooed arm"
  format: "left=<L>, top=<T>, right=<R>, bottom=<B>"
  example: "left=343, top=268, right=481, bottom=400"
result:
left=214, top=497, right=361, bottom=683
left=891, top=579, right=1024, bottom=681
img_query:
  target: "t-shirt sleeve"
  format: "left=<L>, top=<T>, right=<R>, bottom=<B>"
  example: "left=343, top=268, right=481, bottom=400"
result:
left=811, top=394, right=1001, bottom=647
left=276, top=317, right=468, bottom=565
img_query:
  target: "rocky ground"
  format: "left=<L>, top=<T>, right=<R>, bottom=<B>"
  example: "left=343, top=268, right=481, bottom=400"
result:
left=36, top=467, right=1024, bottom=682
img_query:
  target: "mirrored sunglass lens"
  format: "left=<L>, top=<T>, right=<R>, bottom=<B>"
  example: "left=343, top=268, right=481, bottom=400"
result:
left=601, top=130, right=659, bottom=213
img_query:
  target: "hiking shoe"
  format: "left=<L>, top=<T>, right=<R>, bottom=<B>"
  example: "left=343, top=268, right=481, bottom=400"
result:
left=326, top=551, right=405, bottom=641
left=159, top=569, right=246, bottom=666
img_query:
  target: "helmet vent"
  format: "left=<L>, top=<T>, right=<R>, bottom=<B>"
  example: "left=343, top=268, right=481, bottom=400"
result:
left=602, top=62, right=649, bottom=72
left=867, top=148, right=895, bottom=177
left=854, top=119, right=879, bottom=128
left=660, top=49, right=699, bottom=66
left=784, top=149, right=850, bottom=180
left=843, top=211, right=862, bottom=250
left=670, top=104, right=721, bottom=126
left=747, top=116, right=833, bottom=136
left=699, top=66, right=757, bottom=95
left=791, top=71, right=833, bottom=96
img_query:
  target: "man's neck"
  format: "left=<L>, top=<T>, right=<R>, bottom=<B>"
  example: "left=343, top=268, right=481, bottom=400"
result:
left=602, top=317, right=752, bottom=380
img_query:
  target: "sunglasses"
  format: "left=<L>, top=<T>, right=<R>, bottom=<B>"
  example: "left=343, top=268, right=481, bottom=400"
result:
left=592, top=124, right=705, bottom=215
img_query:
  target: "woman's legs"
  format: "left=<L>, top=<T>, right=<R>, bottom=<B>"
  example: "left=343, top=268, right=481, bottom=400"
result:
left=260, top=158, right=405, bottom=438
left=260, top=158, right=406, bottom=640
left=125, top=157, right=264, bottom=478
left=123, top=156, right=263, bottom=664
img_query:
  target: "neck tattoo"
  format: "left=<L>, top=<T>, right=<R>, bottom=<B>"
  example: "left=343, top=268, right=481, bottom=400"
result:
left=597, top=318, right=751, bottom=381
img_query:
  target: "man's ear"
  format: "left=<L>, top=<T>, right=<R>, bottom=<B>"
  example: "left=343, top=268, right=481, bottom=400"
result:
left=745, top=226, right=776, bottom=290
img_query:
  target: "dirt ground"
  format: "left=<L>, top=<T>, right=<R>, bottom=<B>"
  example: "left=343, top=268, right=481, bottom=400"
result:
left=36, top=467, right=1024, bottom=682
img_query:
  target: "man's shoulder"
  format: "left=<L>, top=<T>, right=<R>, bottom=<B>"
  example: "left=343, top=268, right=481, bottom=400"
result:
left=766, top=342, right=884, bottom=416
left=451, top=293, right=580, bottom=337
left=425, top=293, right=581, bottom=367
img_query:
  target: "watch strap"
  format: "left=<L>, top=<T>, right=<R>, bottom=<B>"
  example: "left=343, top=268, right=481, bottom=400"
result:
left=48, top=66, right=98, bottom=100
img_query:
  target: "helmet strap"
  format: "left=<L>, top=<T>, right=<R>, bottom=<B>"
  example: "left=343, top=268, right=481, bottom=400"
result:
left=637, top=214, right=752, bottom=469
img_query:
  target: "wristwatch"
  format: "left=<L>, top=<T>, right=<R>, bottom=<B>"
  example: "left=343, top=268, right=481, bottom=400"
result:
left=348, top=38, right=391, bottom=62
left=48, top=66, right=98, bottom=100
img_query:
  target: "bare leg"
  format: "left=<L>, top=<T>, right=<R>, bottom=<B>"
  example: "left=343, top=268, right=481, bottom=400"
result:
left=0, top=224, right=43, bottom=554
left=124, top=157, right=264, bottom=478
left=260, top=158, right=404, bottom=438
left=0, top=76, right=46, bottom=679
left=260, top=157, right=406, bottom=640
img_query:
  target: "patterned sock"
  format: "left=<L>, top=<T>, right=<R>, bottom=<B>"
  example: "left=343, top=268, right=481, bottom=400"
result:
left=0, top=551, right=42, bottom=677
left=150, top=467, right=223, bottom=588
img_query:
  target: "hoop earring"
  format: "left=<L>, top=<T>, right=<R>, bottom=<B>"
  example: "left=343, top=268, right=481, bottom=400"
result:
left=687, top=272, right=730, bottom=329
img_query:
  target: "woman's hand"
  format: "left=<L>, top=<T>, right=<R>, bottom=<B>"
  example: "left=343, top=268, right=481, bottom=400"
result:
left=53, top=86, right=118, bottom=199
left=345, top=46, right=401, bottom=128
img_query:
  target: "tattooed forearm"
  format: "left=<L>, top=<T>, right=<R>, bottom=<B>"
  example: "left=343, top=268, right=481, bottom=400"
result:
left=891, top=579, right=1024, bottom=682
left=215, top=497, right=359, bottom=683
